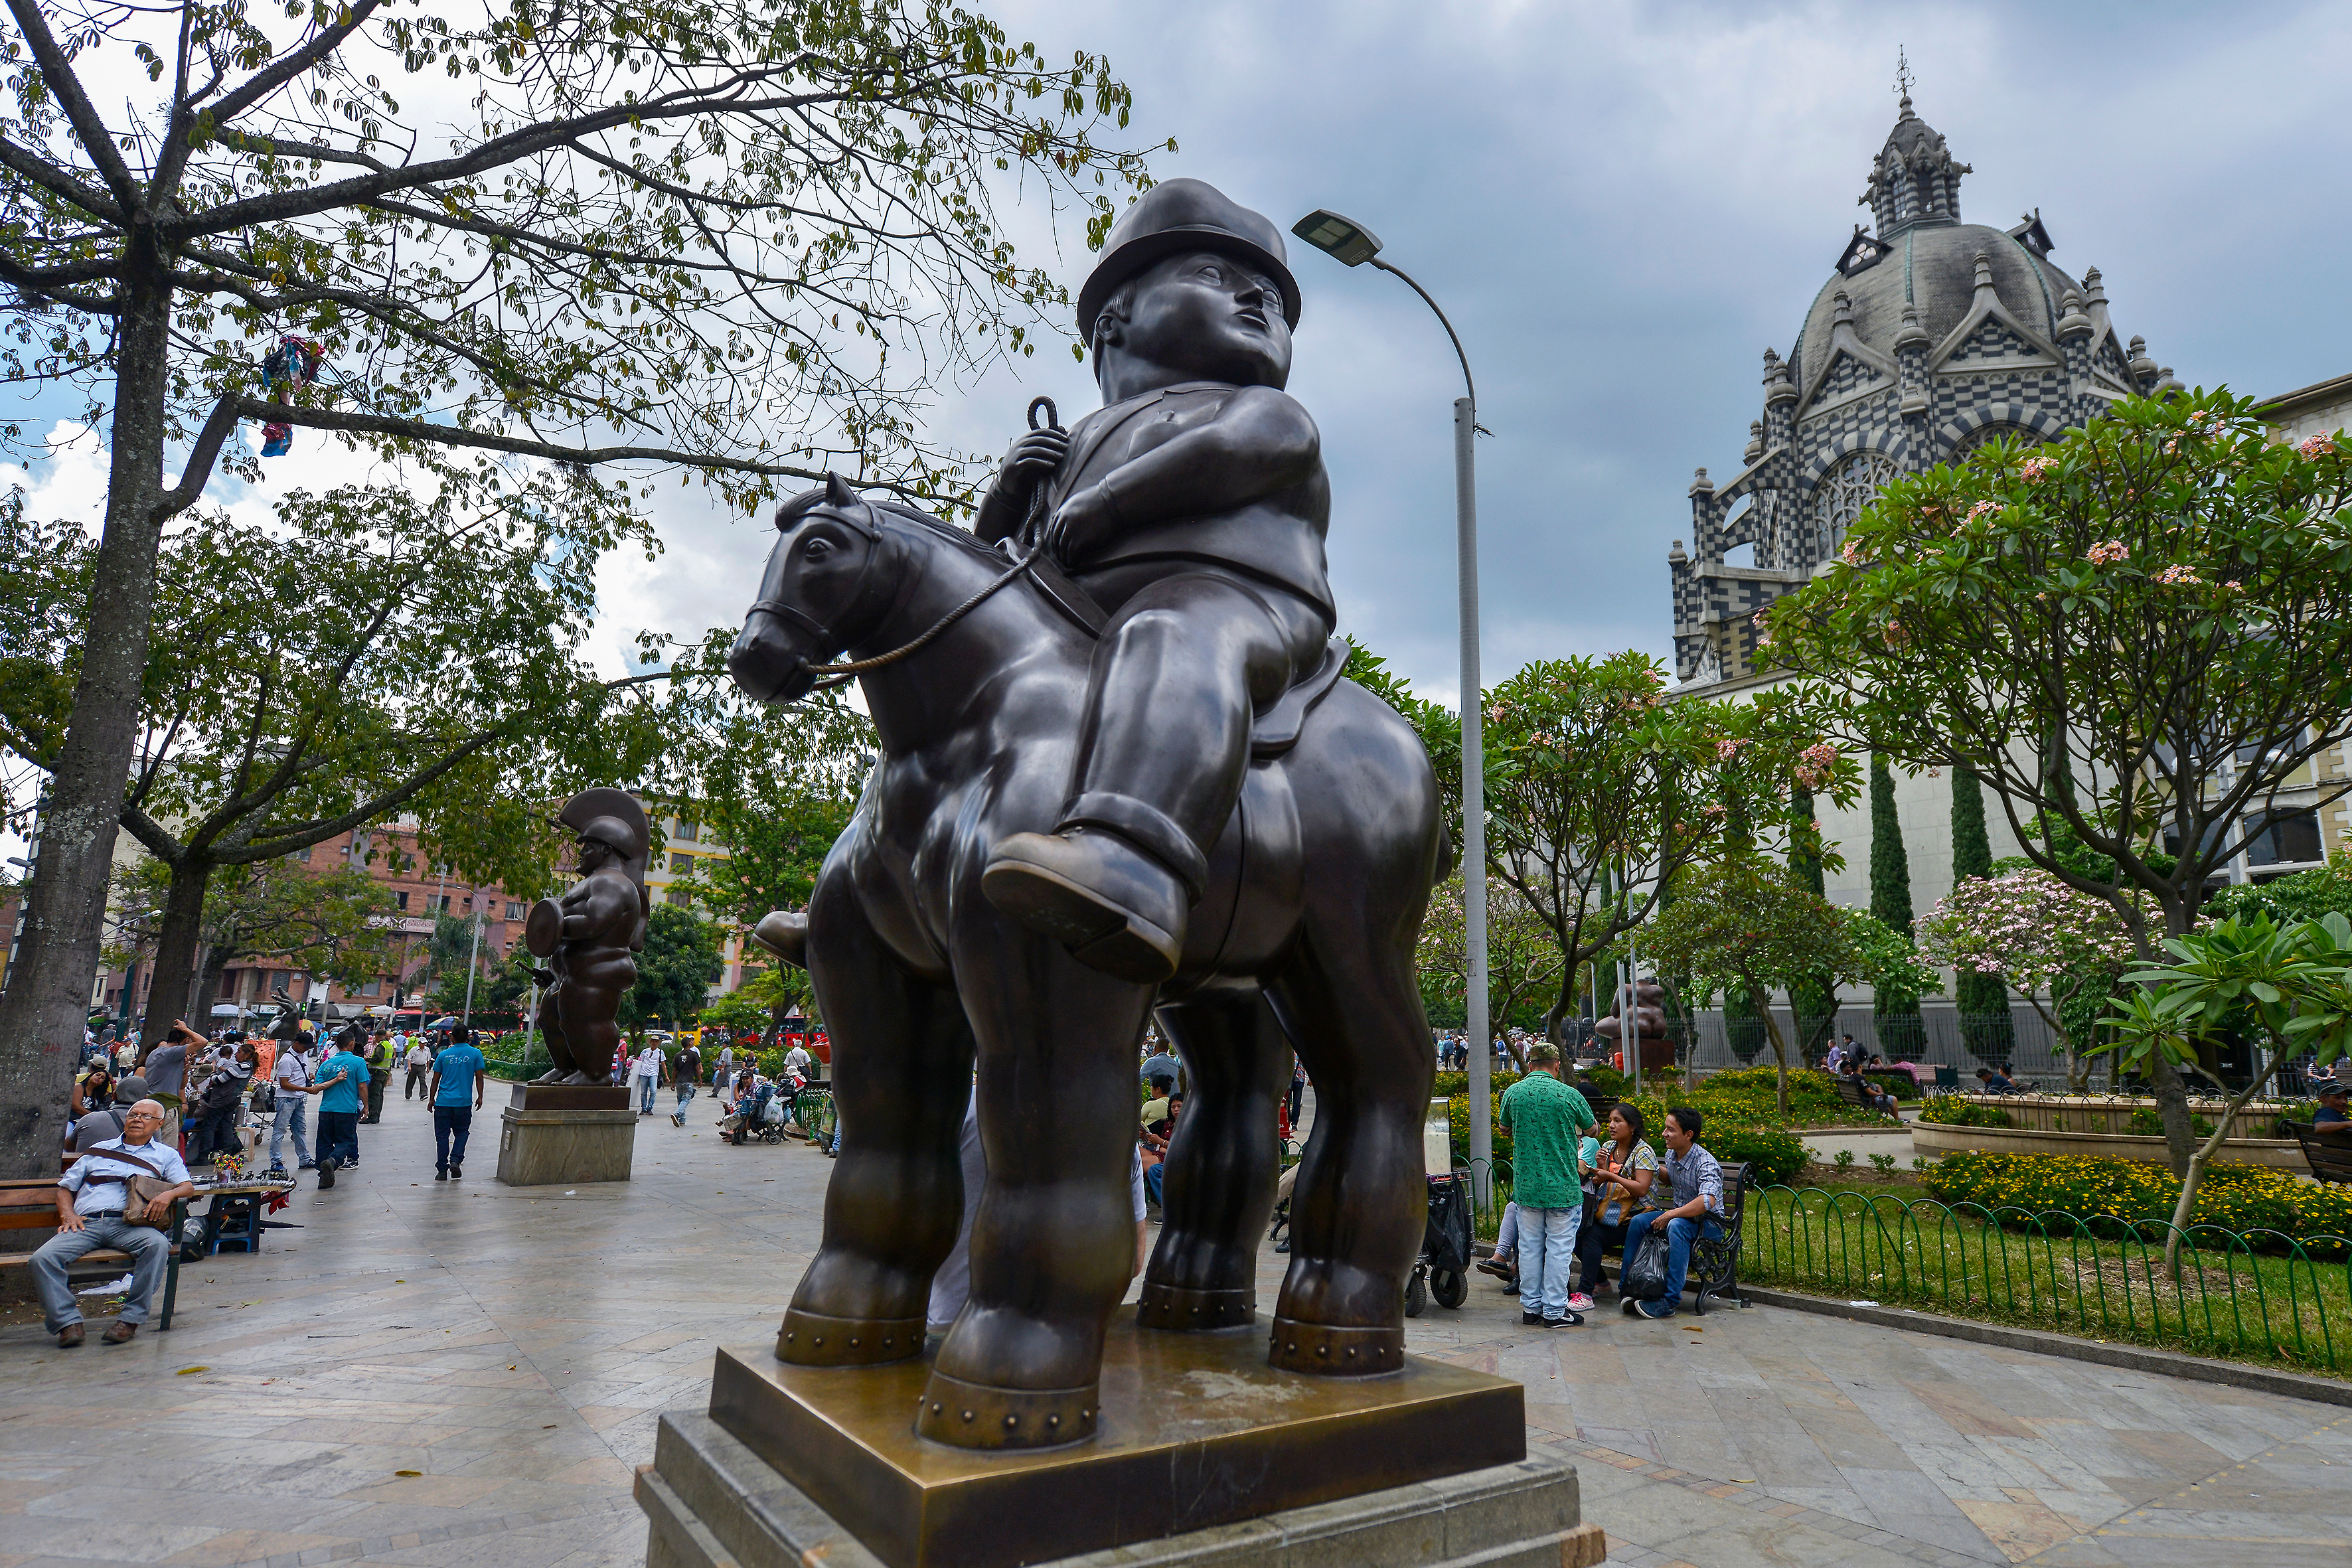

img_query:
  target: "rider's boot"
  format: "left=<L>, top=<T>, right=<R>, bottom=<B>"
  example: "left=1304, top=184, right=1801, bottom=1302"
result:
left=749, top=909, right=809, bottom=969
left=981, top=827, right=1188, bottom=984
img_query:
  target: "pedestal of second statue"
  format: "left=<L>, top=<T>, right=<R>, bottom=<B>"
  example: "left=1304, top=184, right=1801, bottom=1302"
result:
left=495, top=1083, right=635, bottom=1185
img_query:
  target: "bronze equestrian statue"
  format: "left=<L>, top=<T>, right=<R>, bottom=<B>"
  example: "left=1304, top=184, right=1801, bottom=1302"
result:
left=728, top=180, right=1443, bottom=1450
left=522, top=789, right=651, bottom=1087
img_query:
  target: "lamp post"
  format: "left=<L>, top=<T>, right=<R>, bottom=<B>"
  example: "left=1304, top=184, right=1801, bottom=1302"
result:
left=1292, top=209, right=1492, bottom=1198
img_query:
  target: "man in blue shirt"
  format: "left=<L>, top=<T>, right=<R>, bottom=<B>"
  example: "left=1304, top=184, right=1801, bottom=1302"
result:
left=430, top=1028, right=489, bottom=1180
left=304, top=1028, right=372, bottom=1188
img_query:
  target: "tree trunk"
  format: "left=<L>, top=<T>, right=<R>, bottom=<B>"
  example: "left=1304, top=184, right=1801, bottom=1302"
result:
left=2161, top=1046, right=2285, bottom=1269
left=139, top=855, right=212, bottom=1046
left=191, top=943, right=234, bottom=1024
left=0, top=281, right=175, bottom=1178
left=1751, top=973, right=1792, bottom=1115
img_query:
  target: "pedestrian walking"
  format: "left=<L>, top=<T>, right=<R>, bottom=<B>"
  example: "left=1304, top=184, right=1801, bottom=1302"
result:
left=268, top=1036, right=315, bottom=1175
left=305, top=1028, right=372, bottom=1188
left=631, top=1041, right=665, bottom=1115
left=1497, top=1043, right=1597, bottom=1327
left=670, top=1040, right=702, bottom=1126
left=430, top=1028, right=489, bottom=1180
left=403, top=1036, right=433, bottom=1099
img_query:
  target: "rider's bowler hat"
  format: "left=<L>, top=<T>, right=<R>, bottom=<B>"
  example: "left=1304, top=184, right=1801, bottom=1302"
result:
left=1077, top=179, right=1300, bottom=348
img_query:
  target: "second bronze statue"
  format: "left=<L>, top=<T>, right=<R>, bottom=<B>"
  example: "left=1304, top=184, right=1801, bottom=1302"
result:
left=728, top=179, right=1443, bottom=1452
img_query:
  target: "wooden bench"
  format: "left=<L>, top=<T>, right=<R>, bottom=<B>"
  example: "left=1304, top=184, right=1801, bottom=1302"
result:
left=0, top=1178, right=186, bottom=1330
left=2284, top=1121, right=2352, bottom=1185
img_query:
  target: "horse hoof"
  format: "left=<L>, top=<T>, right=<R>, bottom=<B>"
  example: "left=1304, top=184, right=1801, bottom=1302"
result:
left=751, top=909, right=809, bottom=969
left=776, top=1308, right=926, bottom=1368
left=981, top=830, right=1185, bottom=984
left=1267, top=1316, right=1405, bottom=1377
left=913, top=1366, right=1098, bottom=1450
left=1136, top=1282, right=1255, bottom=1331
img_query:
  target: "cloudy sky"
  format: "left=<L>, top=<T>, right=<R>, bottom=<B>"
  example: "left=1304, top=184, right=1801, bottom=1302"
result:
left=19, top=0, right=2352, bottom=712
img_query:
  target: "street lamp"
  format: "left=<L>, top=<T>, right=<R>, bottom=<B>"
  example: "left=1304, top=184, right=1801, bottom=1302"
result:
left=1293, top=208, right=1493, bottom=1197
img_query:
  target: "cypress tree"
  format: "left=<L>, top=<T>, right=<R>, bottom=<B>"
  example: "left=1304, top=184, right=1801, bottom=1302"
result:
left=1788, top=785, right=1838, bottom=1062
left=1870, top=754, right=1925, bottom=1050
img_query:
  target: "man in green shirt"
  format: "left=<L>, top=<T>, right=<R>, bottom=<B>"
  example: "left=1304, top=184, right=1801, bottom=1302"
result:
left=1497, top=1044, right=1597, bottom=1326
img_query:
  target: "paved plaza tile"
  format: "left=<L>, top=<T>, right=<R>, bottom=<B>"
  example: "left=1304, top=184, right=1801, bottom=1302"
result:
left=3, top=1091, right=2346, bottom=1568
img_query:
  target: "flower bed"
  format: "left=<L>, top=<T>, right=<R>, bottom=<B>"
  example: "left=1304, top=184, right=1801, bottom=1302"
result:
left=1921, top=1151, right=2352, bottom=1257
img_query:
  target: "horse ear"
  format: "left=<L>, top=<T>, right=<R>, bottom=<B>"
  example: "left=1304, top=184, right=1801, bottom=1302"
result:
left=826, top=471, right=856, bottom=508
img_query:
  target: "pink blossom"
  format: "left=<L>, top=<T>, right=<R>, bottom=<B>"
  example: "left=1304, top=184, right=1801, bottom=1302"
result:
left=2155, top=564, right=2204, bottom=587
left=2086, top=540, right=2128, bottom=566
left=2021, top=455, right=2056, bottom=482
left=1715, top=738, right=1747, bottom=760
left=2301, top=434, right=2337, bottom=458
left=1839, top=539, right=1866, bottom=566
left=1966, top=500, right=2002, bottom=521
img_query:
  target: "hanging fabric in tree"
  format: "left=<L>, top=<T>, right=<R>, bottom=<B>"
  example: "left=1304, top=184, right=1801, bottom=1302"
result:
left=258, top=336, right=325, bottom=457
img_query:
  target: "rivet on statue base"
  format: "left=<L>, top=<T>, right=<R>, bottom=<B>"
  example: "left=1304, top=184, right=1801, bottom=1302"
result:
left=635, top=1310, right=1603, bottom=1568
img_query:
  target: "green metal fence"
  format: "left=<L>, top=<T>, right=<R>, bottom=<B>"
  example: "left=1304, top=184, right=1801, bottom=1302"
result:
left=1745, top=1185, right=2352, bottom=1374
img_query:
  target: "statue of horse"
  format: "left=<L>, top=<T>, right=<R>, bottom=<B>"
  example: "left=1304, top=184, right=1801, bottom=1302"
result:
left=726, top=476, right=1443, bottom=1451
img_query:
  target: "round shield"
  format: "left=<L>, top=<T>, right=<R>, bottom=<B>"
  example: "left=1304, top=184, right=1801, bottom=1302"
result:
left=524, top=898, right=564, bottom=957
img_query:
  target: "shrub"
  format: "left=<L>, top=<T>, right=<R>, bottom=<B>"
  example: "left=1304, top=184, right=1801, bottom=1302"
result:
left=1865, top=1069, right=1921, bottom=1101
left=1833, top=1148, right=1857, bottom=1172
left=1921, top=1152, right=2352, bottom=1256
left=1433, top=1069, right=1524, bottom=1101
left=1919, top=1095, right=2014, bottom=1129
left=1694, top=1121, right=1808, bottom=1188
left=2125, top=1107, right=2215, bottom=1138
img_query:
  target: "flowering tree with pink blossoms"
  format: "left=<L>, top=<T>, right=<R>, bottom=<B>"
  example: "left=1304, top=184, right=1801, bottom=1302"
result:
left=1915, top=870, right=2138, bottom=1090
left=1766, top=390, right=2352, bottom=1174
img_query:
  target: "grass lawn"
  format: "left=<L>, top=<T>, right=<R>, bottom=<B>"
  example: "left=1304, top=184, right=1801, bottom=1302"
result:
left=1742, top=1182, right=2352, bottom=1379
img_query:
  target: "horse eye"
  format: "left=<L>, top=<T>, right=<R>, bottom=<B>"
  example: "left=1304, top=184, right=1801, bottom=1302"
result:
left=805, top=538, right=832, bottom=559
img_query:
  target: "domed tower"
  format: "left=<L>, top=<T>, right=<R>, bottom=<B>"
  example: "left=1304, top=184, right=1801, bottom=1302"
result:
left=1668, top=80, right=2184, bottom=688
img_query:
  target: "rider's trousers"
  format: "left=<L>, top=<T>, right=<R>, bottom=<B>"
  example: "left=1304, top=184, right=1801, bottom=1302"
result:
left=1059, top=564, right=1331, bottom=897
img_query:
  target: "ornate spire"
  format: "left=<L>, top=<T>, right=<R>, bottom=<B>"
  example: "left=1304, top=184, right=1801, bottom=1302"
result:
left=1858, top=60, right=1971, bottom=236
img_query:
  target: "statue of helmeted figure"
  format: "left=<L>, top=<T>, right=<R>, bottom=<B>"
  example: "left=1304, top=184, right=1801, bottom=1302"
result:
left=524, top=789, right=651, bottom=1086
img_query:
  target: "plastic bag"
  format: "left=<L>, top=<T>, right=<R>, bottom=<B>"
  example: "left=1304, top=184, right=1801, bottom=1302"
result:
left=1620, top=1225, right=1671, bottom=1302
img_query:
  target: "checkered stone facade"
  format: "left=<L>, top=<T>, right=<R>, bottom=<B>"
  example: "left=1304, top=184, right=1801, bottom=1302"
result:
left=1670, top=92, right=2183, bottom=686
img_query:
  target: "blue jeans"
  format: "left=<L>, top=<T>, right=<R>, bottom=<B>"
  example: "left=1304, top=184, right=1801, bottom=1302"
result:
left=433, top=1105, right=473, bottom=1170
left=637, top=1077, right=659, bottom=1113
left=1623, top=1210, right=1723, bottom=1314
left=1516, top=1204, right=1581, bottom=1320
left=317, top=1109, right=360, bottom=1168
left=270, top=1093, right=309, bottom=1167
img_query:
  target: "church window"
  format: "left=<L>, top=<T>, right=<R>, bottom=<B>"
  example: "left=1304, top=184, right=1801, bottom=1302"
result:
left=1949, top=423, right=2035, bottom=461
left=1810, top=450, right=1901, bottom=554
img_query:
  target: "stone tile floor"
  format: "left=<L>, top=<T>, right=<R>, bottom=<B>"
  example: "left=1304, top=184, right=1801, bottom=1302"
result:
left=3, top=1090, right=2346, bottom=1568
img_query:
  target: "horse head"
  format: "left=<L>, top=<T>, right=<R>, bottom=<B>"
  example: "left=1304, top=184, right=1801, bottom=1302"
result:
left=728, top=473, right=903, bottom=704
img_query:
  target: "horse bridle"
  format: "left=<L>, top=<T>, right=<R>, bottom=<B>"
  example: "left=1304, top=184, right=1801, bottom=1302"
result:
left=753, top=399, right=1061, bottom=694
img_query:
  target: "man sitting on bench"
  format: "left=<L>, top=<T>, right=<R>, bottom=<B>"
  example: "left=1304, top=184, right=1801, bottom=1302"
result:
left=2314, top=1079, right=2349, bottom=1134
left=35, top=1099, right=193, bottom=1348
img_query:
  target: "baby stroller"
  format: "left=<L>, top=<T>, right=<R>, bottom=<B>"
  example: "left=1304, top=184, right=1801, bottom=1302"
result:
left=1404, top=1168, right=1472, bottom=1317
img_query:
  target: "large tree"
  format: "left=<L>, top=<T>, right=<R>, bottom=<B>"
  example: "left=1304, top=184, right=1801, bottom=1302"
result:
left=0, top=0, right=1153, bottom=1174
left=1766, top=391, right=2352, bottom=1173
left=1415, top=876, right=1563, bottom=1065
left=1946, top=765, right=2014, bottom=1059
left=1643, top=858, right=1936, bottom=1114
left=8, top=464, right=668, bottom=1069
left=1472, top=653, right=1861, bottom=1044
left=1867, top=754, right=1926, bottom=1046
left=112, top=854, right=400, bottom=1020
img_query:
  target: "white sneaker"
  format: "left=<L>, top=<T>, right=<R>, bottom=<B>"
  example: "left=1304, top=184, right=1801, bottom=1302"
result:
left=1567, top=1293, right=1595, bottom=1312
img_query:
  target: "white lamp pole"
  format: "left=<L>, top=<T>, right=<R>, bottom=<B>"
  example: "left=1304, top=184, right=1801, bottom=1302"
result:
left=1292, top=210, right=1490, bottom=1197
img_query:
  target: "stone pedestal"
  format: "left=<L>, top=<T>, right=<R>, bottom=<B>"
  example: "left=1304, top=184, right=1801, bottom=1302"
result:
left=495, top=1083, right=635, bottom=1185
left=635, top=1313, right=1603, bottom=1568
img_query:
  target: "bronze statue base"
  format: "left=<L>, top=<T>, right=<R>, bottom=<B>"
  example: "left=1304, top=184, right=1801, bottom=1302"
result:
left=509, top=1082, right=631, bottom=1110
left=663, top=1310, right=1540, bottom=1568
left=638, top=1406, right=1600, bottom=1568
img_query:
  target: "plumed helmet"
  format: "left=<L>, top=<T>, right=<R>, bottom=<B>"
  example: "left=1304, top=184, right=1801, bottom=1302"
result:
left=1075, top=178, right=1300, bottom=349
left=556, top=787, right=650, bottom=864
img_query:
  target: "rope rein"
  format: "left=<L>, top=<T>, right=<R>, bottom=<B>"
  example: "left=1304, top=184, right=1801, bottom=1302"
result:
left=802, top=397, right=1061, bottom=694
